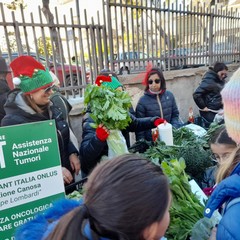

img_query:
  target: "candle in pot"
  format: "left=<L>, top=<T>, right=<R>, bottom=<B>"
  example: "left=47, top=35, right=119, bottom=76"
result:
left=157, top=121, right=173, bottom=146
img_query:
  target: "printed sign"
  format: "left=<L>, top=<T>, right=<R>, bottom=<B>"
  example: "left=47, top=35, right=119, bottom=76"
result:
left=0, top=120, right=65, bottom=239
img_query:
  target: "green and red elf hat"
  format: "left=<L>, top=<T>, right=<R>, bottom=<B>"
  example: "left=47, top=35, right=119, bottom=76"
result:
left=95, top=74, right=122, bottom=90
left=10, top=56, right=53, bottom=94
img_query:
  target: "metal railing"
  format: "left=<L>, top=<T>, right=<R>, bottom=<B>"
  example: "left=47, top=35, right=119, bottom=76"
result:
left=0, top=0, right=240, bottom=95
left=105, top=0, right=240, bottom=74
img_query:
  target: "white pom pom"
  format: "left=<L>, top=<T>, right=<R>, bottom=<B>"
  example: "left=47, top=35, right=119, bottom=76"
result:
left=13, top=77, right=21, bottom=85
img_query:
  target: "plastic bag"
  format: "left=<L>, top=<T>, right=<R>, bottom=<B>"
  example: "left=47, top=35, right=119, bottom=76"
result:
left=191, top=211, right=221, bottom=240
left=107, top=130, right=129, bottom=158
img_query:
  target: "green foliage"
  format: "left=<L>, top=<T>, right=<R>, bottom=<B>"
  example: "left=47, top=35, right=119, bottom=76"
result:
left=144, top=127, right=213, bottom=184
left=84, top=84, right=132, bottom=130
left=66, top=190, right=83, bottom=200
left=144, top=125, right=226, bottom=239
left=161, top=159, right=205, bottom=240
left=37, top=36, right=53, bottom=57
left=204, top=122, right=224, bottom=144
left=5, top=0, right=27, bottom=10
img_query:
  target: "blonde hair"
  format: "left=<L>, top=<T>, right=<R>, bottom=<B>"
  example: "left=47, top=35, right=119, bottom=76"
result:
left=216, top=145, right=240, bottom=183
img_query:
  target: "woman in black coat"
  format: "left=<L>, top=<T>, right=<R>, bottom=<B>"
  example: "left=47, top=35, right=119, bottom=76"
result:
left=193, top=62, right=228, bottom=126
left=135, top=67, right=182, bottom=141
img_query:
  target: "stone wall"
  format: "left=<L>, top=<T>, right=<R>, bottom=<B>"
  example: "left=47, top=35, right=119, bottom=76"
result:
left=69, top=64, right=239, bottom=147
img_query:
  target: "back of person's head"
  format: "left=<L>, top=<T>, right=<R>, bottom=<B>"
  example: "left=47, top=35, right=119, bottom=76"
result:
left=0, top=57, right=10, bottom=78
left=47, top=154, right=170, bottom=240
left=49, top=71, right=60, bottom=88
left=143, top=67, right=166, bottom=91
left=221, top=67, right=240, bottom=144
left=217, top=68, right=240, bottom=183
left=99, top=68, right=118, bottom=78
left=212, top=61, right=228, bottom=73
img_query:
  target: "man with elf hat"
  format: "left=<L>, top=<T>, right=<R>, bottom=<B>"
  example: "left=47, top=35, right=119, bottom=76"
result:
left=203, top=67, right=240, bottom=239
left=80, top=72, right=165, bottom=177
left=1, top=56, right=80, bottom=192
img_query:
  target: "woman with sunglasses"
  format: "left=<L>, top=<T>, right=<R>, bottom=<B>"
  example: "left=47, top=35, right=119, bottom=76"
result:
left=135, top=67, right=182, bottom=141
left=1, top=56, right=80, bottom=193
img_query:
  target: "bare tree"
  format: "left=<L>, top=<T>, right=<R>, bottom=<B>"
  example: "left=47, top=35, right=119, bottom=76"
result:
left=42, top=0, right=64, bottom=62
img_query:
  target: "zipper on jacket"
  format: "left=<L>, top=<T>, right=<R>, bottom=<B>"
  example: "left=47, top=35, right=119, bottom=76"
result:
left=157, top=95, right=164, bottom=118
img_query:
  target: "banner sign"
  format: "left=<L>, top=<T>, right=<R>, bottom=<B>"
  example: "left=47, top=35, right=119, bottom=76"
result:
left=0, top=120, right=65, bottom=239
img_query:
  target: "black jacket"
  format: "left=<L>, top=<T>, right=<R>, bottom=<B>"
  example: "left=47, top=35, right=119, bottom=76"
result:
left=79, top=109, right=158, bottom=176
left=0, top=79, right=10, bottom=123
left=135, top=90, right=181, bottom=141
left=193, top=69, right=225, bottom=110
left=1, top=89, right=78, bottom=172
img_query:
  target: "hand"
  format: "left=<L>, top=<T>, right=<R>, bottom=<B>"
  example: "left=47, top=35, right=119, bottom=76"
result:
left=96, top=124, right=110, bottom=141
left=69, top=153, right=80, bottom=175
left=154, top=118, right=165, bottom=127
left=218, top=109, right=224, bottom=115
left=209, top=227, right=217, bottom=240
left=62, top=167, right=73, bottom=185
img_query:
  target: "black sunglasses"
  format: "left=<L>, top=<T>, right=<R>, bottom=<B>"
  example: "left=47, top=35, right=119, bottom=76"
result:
left=148, top=79, right=161, bottom=84
left=44, top=85, right=55, bottom=93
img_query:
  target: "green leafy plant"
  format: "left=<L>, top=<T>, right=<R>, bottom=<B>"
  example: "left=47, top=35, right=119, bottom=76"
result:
left=161, top=159, right=205, bottom=240
left=144, top=127, right=213, bottom=185
left=84, top=84, right=132, bottom=130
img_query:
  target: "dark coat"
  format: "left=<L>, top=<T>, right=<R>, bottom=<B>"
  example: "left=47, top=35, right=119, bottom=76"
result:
left=1, top=89, right=78, bottom=172
left=50, top=91, right=72, bottom=123
left=0, top=79, right=10, bottom=123
left=135, top=90, right=181, bottom=141
left=204, top=163, right=240, bottom=239
left=193, top=69, right=225, bottom=110
left=79, top=109, right=158, bottom=176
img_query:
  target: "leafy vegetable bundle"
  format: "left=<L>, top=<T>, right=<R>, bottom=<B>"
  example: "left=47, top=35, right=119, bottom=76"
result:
left=143, top=124, right=223, bottom=240
left=84, top=84, right=132, bottom=130
left=161, top=159, right=205, bottom=240
left=144, top=127, right=213, bottom=185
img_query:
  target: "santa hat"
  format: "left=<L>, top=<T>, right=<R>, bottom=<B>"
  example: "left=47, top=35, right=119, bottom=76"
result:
left=10, top=56, right=53, bottom=94
left=95, top=74, right=122, bottom=90
left=221, top=67, right=240, bottom=144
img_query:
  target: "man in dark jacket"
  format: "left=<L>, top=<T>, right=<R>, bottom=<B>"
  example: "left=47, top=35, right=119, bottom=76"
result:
left=193, top=62, right=228, bottom=127
left=0, top=57, right=11, bottom=123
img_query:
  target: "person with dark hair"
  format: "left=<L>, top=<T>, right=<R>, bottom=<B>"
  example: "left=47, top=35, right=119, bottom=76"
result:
left=80, top=73, right=165, bottom=176
left=203, top=67, right=240, bottom=239
left=0, top=57, right=11, bottom=123
left=135, top=67, right=182, bottom=141
left=193, top=61, right=228, bottom=127
left=1, top=56, right=80, bottom=192
left=15, top=154, right=171, bottom=240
